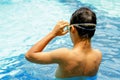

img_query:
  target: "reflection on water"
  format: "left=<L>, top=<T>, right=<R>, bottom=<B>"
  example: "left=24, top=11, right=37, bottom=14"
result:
left=0, top=0, right=120, bottom=80
left=0, top=0, right=31, bottom=4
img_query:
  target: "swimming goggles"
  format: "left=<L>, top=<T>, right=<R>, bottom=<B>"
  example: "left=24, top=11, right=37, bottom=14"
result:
left=66, top=23, right=96, bottom=31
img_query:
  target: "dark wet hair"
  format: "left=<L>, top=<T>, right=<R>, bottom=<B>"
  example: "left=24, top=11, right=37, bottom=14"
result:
left=70, top=7, right=97, bottom=39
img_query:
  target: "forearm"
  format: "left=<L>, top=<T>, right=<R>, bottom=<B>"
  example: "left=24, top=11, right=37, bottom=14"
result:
left=27, top=32, right=56, bottom=54
left=26, top=21, right=68, bottom=56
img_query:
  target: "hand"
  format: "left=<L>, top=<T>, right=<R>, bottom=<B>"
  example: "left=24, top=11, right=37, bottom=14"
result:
left=52, top=21, right=69, bottom=36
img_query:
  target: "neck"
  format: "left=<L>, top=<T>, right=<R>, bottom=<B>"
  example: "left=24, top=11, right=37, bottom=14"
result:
left=73, top=39, right=92, bottom=51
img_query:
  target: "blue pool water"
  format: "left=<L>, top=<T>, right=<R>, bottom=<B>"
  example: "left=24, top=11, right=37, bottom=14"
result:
left=0, top=0, right=120, bottom=80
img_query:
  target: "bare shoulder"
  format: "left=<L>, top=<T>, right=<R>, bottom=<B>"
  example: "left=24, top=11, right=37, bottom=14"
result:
left=50, top=48, right=70, bottom=58
left=50, top=48, right=71, bottom=62
left=94, top=49, right=102, bottom=55
left=52, top=48, right=70, bottom=53
left=94, top=49, right=102, bottom=60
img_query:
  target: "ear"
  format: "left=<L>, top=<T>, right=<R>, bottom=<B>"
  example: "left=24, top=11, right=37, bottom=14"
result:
left=71, top=25, right=76, bottom=33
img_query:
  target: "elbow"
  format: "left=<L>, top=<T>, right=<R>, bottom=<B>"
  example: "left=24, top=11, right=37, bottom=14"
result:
left=25, top=52, right=38, bottom=63
left=25, top=52, right=33, bottom=62
left=25, top=52, right=41, bottom=64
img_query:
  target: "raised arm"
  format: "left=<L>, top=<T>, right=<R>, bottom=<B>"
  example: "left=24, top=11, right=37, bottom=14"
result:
left=25, top=21, right=69, bottom=64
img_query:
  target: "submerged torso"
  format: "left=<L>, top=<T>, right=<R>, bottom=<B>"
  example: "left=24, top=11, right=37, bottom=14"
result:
left=55, top=48, right=101, bottom=79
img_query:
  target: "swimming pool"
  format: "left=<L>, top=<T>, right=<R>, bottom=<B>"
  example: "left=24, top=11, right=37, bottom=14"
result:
left=0, top=0, right=120, bottom=80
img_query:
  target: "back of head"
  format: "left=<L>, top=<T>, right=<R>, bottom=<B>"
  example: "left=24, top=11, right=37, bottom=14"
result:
left=70, top=7, right=97, bottom=40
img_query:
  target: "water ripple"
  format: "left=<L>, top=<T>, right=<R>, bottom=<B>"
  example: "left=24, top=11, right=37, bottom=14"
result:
left=0, top=0, right=120, bottom=80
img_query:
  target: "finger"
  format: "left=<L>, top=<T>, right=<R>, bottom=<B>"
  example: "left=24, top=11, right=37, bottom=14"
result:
left=62, top=21, right=69, bottom=25
left=62, top=22, right=69, bottom=25
left=59, top=20, right=69, bottom=24
left=62, top=30, right=68, bottom=35
left=61, top=23, right=70, bottom=28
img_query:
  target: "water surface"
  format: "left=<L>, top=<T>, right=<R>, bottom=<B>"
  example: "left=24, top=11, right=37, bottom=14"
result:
left=0, top=0, right=120, bottom=80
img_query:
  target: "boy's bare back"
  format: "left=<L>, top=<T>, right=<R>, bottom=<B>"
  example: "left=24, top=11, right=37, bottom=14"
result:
left=55, top=48, right=102, bottom=78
